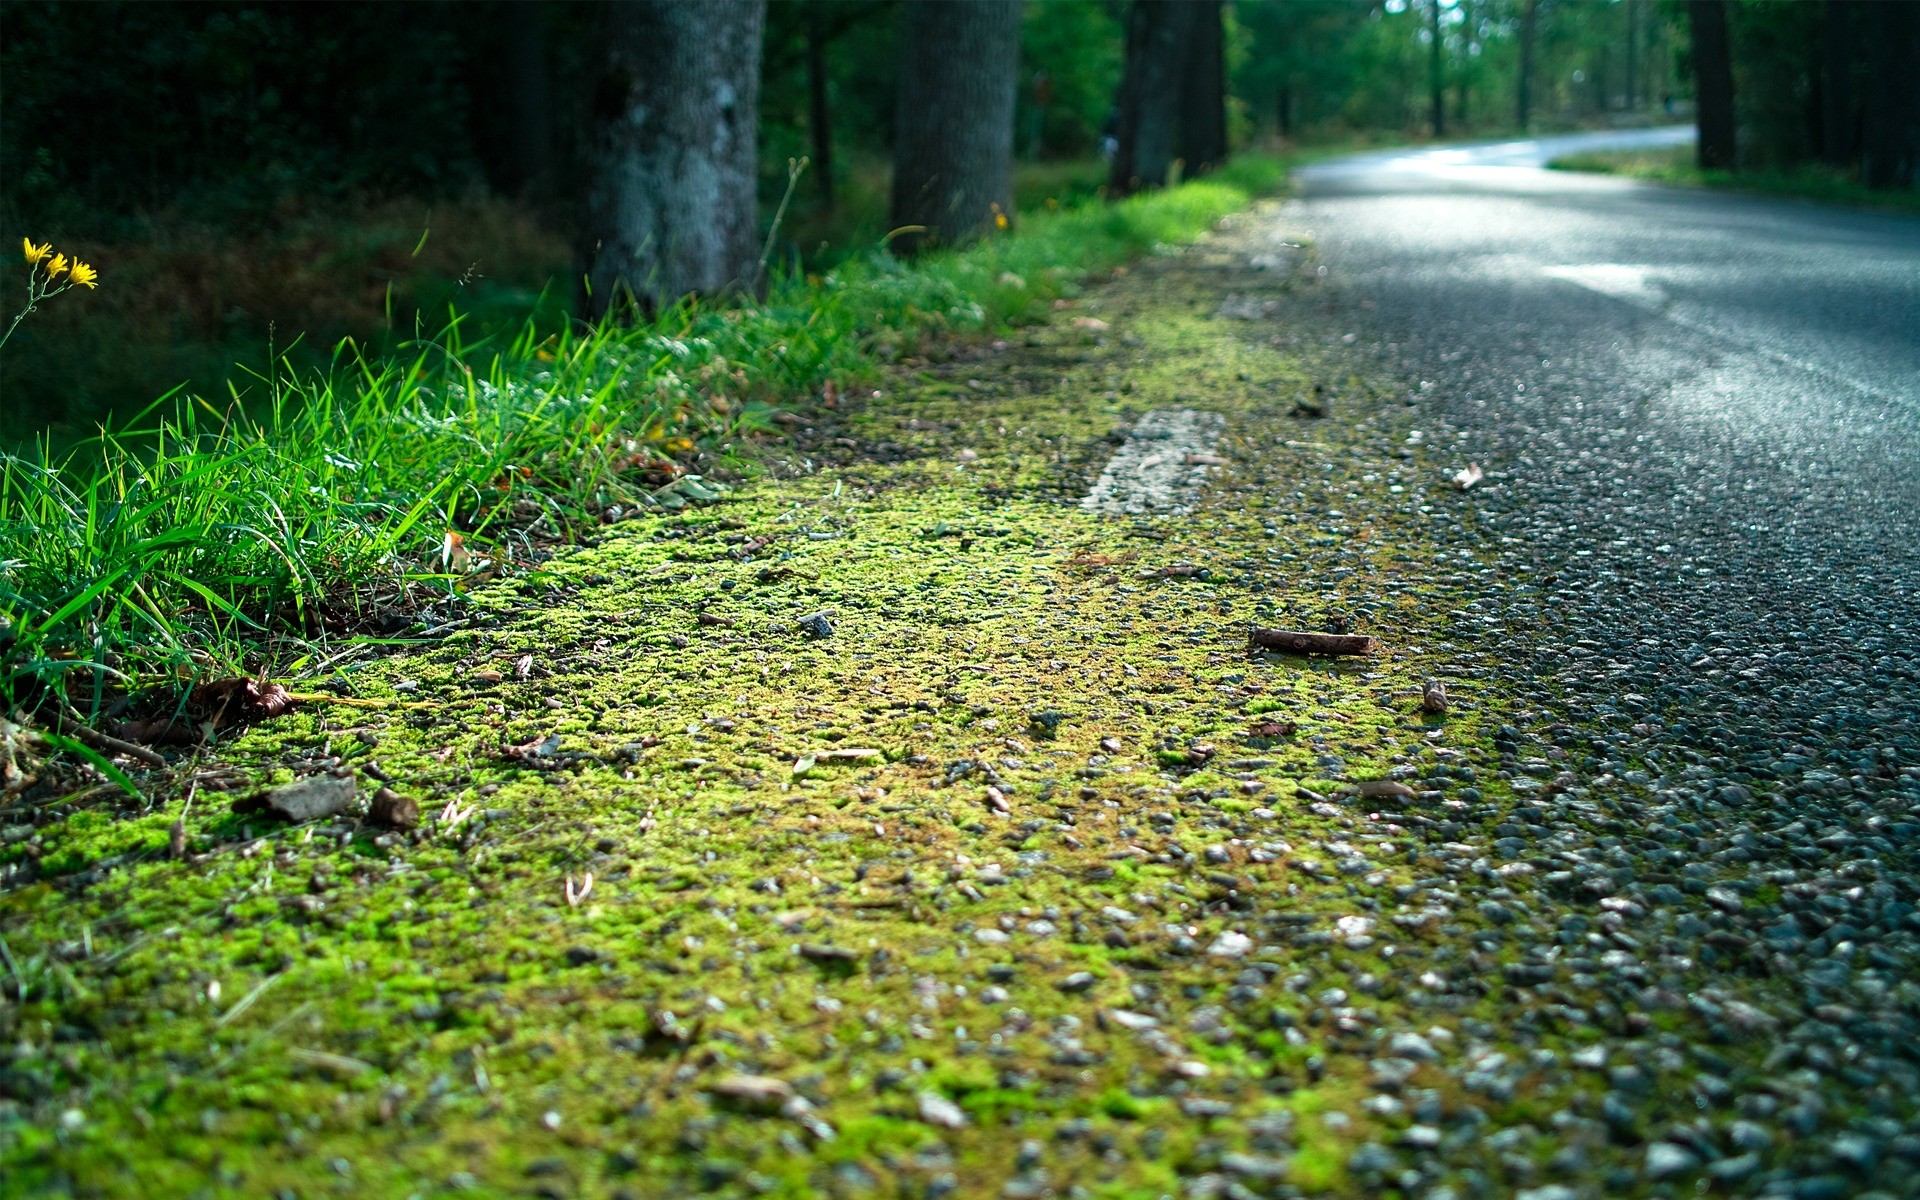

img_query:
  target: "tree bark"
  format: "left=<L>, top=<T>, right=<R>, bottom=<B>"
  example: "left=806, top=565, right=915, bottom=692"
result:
left=501, top=0, right=555, bottom=202
left=1819, top=1, right=1858, bottom=167
left=1429, top=0, right=1445, bottom=138
left=1860, top=0, right=1920, bottom=189
left=1688, top=0, right=1737, bottom=170
left=1625, top=0, right=1639, bottom=111
left=1110, top=0, right=1200, bottom=195
left=578, top=0, right=766, bottom=319
left=1178, top=0, right=1228, bottom=174
left=889, top=0, right=1021, bottom=251
left=1517, top=0, right=1537, bottom=131
left=807, top=8, right=835, bottom=210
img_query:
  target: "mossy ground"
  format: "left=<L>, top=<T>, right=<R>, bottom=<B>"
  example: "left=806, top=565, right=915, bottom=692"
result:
left=6, top=205, right=1619, bottom=1199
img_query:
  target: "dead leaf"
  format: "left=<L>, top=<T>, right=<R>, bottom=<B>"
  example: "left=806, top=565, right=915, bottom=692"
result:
left=1351, top=780, right=1415, bottom=798
left=514, top=654, right=535, bottom=680
left=1450, top=463, right=1484, bottom=491
left=1421, top=680, right=1450, bottom=714
left=234, top=772, right=356, bottom=822
left=1071, top=316, right=1110, bottom=332
left=1248, top=719, right=1296, bottom=738
left=442, top=530, right=470, bottom=573
left=986, top=786, right=1011, bottom=814
left=711, top=1074, right=794, bottom=1112
left=502, top=733, right=562, bottom=765
left=1185, top=453, right=1228, bottom=466
left=369, top=787, right=419, bottom=830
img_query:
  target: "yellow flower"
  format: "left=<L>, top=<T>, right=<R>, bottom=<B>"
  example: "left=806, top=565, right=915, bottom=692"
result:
left=22, top=238, right=51, bottom=266
left=43, top=253, right=67, bottom=279
left=68, top=260, right=98, bottom=289
left=995, top=212, right=1009, bottom=230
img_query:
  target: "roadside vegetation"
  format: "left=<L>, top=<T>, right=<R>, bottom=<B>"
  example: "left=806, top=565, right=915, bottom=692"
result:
left=0, top=157, right=1284, bottom=778
left=1547, top=145, right=1920, bottom=217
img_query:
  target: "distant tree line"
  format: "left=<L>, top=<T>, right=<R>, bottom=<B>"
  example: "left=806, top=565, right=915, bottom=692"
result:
left=1688, top=0, right=1920, bottom=188
left=4, top=1, right=1913, bottom=324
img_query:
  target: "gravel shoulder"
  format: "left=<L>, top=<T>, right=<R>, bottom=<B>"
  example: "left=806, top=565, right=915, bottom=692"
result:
left=2, top=197, right=1916, bottom=1200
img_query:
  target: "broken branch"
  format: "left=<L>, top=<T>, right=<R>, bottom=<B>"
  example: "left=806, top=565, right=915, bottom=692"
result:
left=1248, top=628, right=1378, bottom=657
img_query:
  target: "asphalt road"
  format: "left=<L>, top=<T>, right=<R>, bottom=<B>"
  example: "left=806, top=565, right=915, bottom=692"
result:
left=1291, top=127, right=1920, bottom=756
left=1274, top=131, right=1920, bottom=1195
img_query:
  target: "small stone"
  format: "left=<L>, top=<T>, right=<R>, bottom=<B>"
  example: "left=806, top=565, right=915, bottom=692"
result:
left=1219, top=1151, right=1289, bottom=1179
left=565, top=946, right=602, bottom=967
left=1056, top=971, right=1098, bottom=993
left=369, top=787, right=419, bottom=830
left=1707, top=1154, right=1760, bottom=1184
left=1389, top=1032, right=1440, bottom=1062
left=917, top=1091, right=968, bottom=1128
left=797, top=612, right=834, bottom=639
left=1398, top=1125, right=1442, bottom=1150
left=1644, top=1142, right=1700, bottom=1179
left=974, top=928, right=1011, bottom=945
left=710, top=1074, right=794, bottom=1112
left=1207, top=931, right=1253, bottom=958
left=239, top=772, right=356, bottom=822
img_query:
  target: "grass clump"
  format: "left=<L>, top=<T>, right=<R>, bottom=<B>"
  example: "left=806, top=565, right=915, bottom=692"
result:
left=0, top=160, right=1287, bottom=744
left=1547, top=145, right=1920, bottom=216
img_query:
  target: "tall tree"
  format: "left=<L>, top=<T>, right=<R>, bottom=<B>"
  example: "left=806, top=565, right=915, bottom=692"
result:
left=890, top=0, right=1021, bottom=250
left=1688, top=0, right=1736, bottom=169
left=1860, top=0, right=1920, bottom=189
left=1429, top=0, right=1445, bottom=137
left=1820, top=0, right=1859, bottom=168
left=1517, top=0, right=1537, bottom=130
left=1111, top=0, right=1198, bottom=193
left=1178, top=0, right=1228, bottom=173
left=1109, top=0, right=1227, bottom=194
left=806, top=6, right=835, bottom=210
left=578, top=0, right=766, bottom=318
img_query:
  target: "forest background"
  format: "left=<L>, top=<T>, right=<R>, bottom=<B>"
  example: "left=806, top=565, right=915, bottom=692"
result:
left=7, top=0, right=1905, bottom=444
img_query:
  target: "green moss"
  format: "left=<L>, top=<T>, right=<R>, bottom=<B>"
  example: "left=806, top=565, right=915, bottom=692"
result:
left=0, top=192, right=1556, bottom=1199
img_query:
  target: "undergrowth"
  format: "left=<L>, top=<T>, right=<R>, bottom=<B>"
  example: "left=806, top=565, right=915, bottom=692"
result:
left=0, top=156, right=1287, bottom=742
left=1547, top=145, right=1920, bottom=216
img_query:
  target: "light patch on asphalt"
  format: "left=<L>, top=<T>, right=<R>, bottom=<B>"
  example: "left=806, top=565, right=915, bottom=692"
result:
left=1081, top=408, right=1227, bottom=515
left=1543, top=263, right=1668, bottom=311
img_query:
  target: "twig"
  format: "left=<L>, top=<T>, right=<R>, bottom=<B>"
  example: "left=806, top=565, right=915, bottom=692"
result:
left=756, top=157, right=811, bottom=285
left=280, top=693, right=431, bottom=711
left=52, top=704, right=167, bottom=766
left=1248, top=628, right=1379, bottom=657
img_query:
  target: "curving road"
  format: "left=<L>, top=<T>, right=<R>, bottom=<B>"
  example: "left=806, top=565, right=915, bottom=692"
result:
left=1280, top=130, right=1920, bottom=1194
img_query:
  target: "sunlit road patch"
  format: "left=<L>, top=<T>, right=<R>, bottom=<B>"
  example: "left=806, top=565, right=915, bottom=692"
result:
left=1080, top=407, right=1227, bottom=515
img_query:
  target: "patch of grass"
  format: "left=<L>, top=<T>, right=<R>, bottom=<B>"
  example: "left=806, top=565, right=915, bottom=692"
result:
left=1547, top=145, right=1920, bottom=216
left=0, top=158, right=1293, bottom=740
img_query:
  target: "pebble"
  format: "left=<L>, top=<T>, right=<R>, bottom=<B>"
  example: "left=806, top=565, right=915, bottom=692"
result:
left=1206, top=931, right=1253, bottom=958
left=917, top=1091, right=968, bottom=1129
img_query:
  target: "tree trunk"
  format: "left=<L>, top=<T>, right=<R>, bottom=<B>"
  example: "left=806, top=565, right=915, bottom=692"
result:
left=807, top=8, right=835, bottom=210
left=1429, top=0, right=1445, bottom=137
left=1518, top=0, right=1537, bottom=131
left=578, top=0, right=765, bottom=319
left=1819, top=1, right=1856, bottom=167
left=1110, top=0, right=1200, bottom=195
left=1688, top=0, right=1736, bottom=170
left=1860, top=0, right=1920, bottom=188
left=502, top=0, right=555, bottom=202
left=1178, top=0, right=1228, bottom=174
left=1625, top=0, right=1639, bottom=111
left=890, top=0, right=1021, bottom=250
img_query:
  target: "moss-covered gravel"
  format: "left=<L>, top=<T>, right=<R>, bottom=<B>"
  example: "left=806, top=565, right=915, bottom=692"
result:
left=3, top=204, right=1846, bottom=1200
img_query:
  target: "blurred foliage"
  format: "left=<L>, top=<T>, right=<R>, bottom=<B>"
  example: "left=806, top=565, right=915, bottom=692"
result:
left=0, top=0, right=1898, bottom=441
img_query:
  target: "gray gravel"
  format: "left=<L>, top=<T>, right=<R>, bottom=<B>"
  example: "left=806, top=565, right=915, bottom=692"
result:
left=1261, top=137, right=1920, bottom=1199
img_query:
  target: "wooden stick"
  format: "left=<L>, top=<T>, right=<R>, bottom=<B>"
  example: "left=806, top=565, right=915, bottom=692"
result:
left=1248, top=628, right=1378, bottom=657
left=52, top=704, right=168, bottom=766
left=281, top=693, right=432, bottom=711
